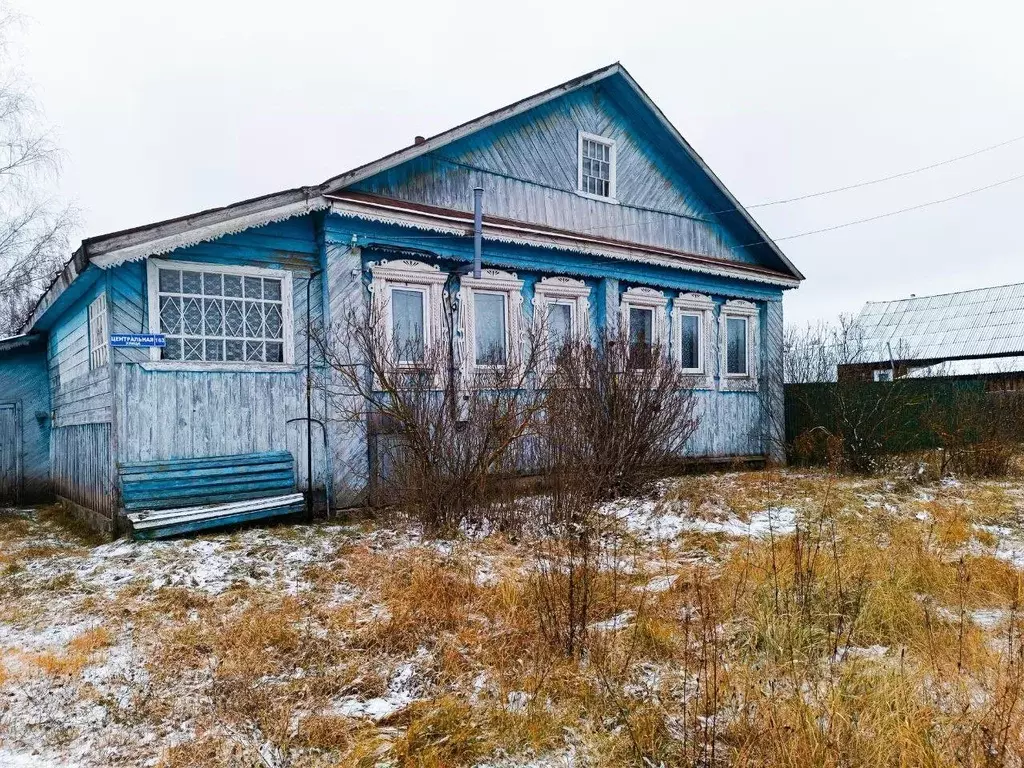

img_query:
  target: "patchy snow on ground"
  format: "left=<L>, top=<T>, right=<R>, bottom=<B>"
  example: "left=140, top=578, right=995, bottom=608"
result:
left=976, top=523, right=1024, bottom=568
left=589, top=610, right=635, bottom=632
left=606, top=496, right=799, bottom=543
left=331, top=648, right=428, bottom=721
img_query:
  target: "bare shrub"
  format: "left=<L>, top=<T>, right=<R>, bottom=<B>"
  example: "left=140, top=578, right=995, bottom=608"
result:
left=539, top=331, right=700, bottom=501
left=313, top=283, right=545, bottom=534
left=928, top=387, right=1024, bottom=478
left=532, top=332, right=700, bottom=657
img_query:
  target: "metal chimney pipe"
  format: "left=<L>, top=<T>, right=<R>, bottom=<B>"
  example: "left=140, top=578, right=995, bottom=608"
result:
left=473, top=187, right=483, bottom=279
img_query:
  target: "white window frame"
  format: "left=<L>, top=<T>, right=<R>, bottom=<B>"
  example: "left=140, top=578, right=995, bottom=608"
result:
left=577, top=131, right=618, bottom=203
left=88, top=293, right=109, bottom=371
left=620, top=287, right=669, bottom=358
left=533, top=276, right=591, bottom=369
left=459, top=268, right=525, bottom=376
left=719, top=299, right=760, bottom=391
left=146, top=258, right=295, bottom=369
left=671, top=292, right=714, bottom=389
left=873, top=369, right=894, bottom=382
left=369, top=258, right=448, bottom=369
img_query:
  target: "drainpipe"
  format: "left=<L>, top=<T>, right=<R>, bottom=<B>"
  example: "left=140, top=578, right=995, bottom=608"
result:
left=473, top=187, right=483, bottom=279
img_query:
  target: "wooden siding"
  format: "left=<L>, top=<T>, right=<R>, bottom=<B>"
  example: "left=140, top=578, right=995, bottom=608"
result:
left=51, top=423, right=114, bottom=518
left=47, top=279, right=112, bottom=427
left=112, top=358, right=329, bottom=501
left=687, top=391, right=764, bottom=457
left=323, top=241, right=369, bottom=503
left=763, top=299, right=785, bottom=462
left=352, top=85, right=756, bottom=265
left=0, top=346, right=51, bottom=500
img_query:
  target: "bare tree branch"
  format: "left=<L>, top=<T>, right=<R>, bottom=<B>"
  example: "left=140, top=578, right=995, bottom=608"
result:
left=0, top=6, right=77, bottom=336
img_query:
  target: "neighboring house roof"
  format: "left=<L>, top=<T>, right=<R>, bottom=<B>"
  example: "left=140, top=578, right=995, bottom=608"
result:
left=23, top=62, right=801, bottom=333
left=0, top=332, right=46, bottom=356
left=854, top=282, right=1024, bottom=364
left=905, top=354, right=1024, bottom=379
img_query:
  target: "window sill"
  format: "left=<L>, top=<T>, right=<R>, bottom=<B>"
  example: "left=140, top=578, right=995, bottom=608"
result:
left=720, top=376, right=759, bottom=392
left=138, top=361, right=303, bottom=374
left=575, top=190, right=620, bottom=205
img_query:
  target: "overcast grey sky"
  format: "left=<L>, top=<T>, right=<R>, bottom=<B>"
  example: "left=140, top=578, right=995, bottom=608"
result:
left=10, top=0, right=1024, bottom=326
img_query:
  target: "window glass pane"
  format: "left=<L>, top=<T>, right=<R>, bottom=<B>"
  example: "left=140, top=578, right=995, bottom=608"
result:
left=263, top=279, right=282, bottom=301
left=475, top=292, right=507, bottom=365
left=159, top=269, right=180, bottom=293
left=547, top=303, right=573, bottom=356
left=181, top=271, right=202, bottom=295
left=157, top=267, right=286, bottom=366
left=203, top=273, right=222, bottom=295
left=727, top=317, right=748, bottom=375
left=392, top=289, right=425, bottom=362
left=265, top=304, right=283, bottom=339
left=244, top=301, right=264, bottom=337
left=159, top=296, right=181, bottom=334
left=680, top=314, right=700, bottom=369
left=204, top=299, right=223, bottom=335
left=244, top=276, right=262, bottom=299
left=629, top=307, right=654, bottom=348
left=183, top=337, right=203, bottom=361
left=162, top=337, right=181, bottom=361
left=224, top=275, right=243, bottom=298
left=182, top=297, right=203, bottom=335
left=224, top=300, right=244, bottom=336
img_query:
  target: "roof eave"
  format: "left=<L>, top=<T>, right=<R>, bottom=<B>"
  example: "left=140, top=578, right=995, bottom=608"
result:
left=320, top=62, right=625, bottom=195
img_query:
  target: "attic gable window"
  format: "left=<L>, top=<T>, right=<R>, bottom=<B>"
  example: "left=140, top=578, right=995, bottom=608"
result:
left=577, top=132, right=617, bottom=201
left=147, top=258, right=294, bottom=366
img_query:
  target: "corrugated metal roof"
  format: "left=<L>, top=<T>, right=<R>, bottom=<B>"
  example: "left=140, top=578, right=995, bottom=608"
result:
left=905, top=354, right=1024, bottom=378
left=854, top=282, right=1024, bottom=362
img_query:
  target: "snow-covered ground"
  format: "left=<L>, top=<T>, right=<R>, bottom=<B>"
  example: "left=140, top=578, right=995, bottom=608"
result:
left=2, top=471, right=1024, bottom=767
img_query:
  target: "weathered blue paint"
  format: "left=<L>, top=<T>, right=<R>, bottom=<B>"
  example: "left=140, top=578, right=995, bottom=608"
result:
left=0, top=338, right=51, bottom=501
left=351, top=82, right=767, bottom=268
left=1, top=67, right=799, bottom=534
left=120, top=450, right=302, bottom=539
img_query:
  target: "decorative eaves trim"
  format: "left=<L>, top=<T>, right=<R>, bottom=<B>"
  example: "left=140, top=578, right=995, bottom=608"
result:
left=327, top=197, right=800, bottom=289
left=89, top=196, right=330, bottom=269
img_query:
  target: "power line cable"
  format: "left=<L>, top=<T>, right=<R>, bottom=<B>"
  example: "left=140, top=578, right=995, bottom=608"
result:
left=766, top=170, right=1024, bottom=244
left=745, top=132, right=1024, bottom=209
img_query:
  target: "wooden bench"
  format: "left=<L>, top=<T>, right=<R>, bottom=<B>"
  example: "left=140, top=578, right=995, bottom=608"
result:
left=120, top=451, right=305, bottom=540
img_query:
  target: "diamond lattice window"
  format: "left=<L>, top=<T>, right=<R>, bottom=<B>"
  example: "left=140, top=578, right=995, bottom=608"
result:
left=155, top=266, right=287, bottom=363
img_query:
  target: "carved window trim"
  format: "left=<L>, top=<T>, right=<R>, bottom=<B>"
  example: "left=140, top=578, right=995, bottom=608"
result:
left=459, top=268, right=525, bottom=376
left=533, top=276, right=591, bottom=369
left=719, top=299, right=760, bottom=392
left=671, top=292, right=715, bottom=389
left=620, top=286, right=669, bottom=358
left=88, top=294, right=109, bottom=370
left=146, top=258, right=294, bottom=367
left=368, top=258, right=449, bottom=368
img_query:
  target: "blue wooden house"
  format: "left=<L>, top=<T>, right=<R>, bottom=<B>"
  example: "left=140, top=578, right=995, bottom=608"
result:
left=0, top=63, right=803, bottom=535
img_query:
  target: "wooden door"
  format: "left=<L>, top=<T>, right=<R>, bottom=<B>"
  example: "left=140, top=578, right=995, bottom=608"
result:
left=0, top=402, right=21, bottom=503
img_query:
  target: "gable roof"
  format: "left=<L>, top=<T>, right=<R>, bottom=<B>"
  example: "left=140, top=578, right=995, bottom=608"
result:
left=855, top=282, right=1024, bottom=363
left=322, top=62, right=803, bottom=281
left=24, top=63, right=801, bottom=332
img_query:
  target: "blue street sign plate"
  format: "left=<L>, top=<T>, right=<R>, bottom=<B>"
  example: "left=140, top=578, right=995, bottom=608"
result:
left=110, top=334, right=166, bottom=348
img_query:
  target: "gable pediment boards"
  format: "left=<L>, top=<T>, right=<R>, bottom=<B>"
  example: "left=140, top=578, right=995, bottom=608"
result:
left=347, top=82, right=776, bottom=272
